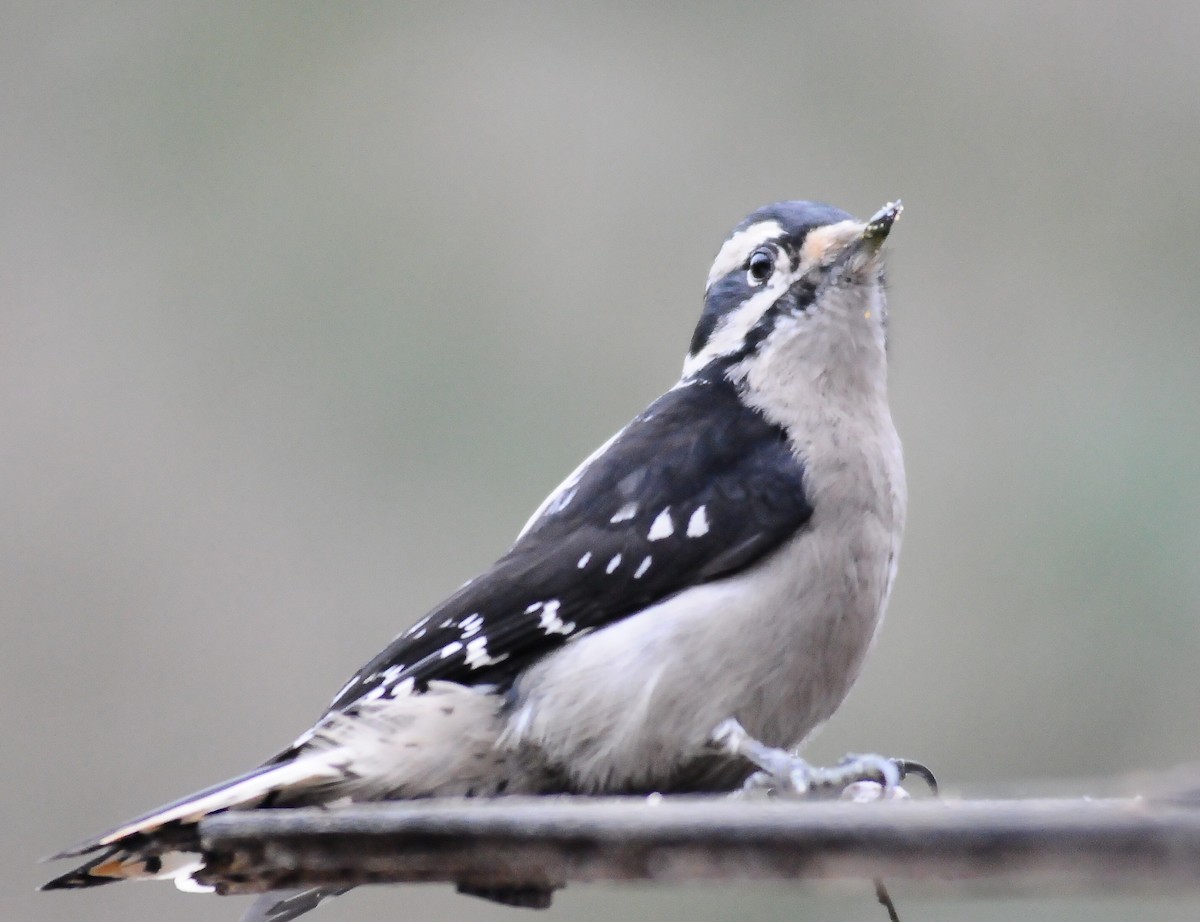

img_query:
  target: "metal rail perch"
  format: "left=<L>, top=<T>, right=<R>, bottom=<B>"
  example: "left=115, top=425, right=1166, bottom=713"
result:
left=196, top=794, right=1200, bottom=900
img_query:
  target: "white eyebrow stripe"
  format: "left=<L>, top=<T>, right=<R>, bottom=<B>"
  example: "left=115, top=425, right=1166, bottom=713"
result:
left=705, top=220, right=784, bottom=289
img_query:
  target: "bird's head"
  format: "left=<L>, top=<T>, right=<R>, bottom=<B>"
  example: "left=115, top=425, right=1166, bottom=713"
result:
left=684, top=200, right=901, bottom=397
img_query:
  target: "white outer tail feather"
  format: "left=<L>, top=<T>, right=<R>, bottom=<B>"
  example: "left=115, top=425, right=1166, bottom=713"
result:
left=92, top=752, right=347, bottom=853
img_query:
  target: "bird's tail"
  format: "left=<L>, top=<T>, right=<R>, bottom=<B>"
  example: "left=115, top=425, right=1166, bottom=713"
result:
left=40, top=843, right=211, bottom=890
left=41, top=752, right=345, bottom=892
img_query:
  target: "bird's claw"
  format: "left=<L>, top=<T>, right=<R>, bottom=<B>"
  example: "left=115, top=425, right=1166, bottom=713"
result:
left=894, top=758, right=939, bottom=795
left=709, top=718, right=936, bottom=800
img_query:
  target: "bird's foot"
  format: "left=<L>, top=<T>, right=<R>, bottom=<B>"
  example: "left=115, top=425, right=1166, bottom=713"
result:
left=708, top=718, right=937, bottom=800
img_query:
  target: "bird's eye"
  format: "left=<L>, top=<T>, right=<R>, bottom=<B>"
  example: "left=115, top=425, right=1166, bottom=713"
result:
left=747, top=248, right=775, bottom=284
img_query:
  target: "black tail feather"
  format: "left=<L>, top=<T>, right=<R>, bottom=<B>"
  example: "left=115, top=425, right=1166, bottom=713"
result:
left=46, top=762, right=282, bottom=861
left=40, top=849, right=126, bottom=890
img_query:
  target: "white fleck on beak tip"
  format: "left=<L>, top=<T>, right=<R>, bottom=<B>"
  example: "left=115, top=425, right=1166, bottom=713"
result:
left=863, top=200, right=903, bottom=242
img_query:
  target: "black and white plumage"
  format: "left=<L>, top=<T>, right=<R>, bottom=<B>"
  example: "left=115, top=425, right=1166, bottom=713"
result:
left=329, top=371, right=813, bottom=714
left=43, top=199, right=907, bottom=919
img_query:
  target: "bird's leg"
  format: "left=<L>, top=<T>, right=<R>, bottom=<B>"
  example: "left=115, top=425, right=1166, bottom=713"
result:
left=708, top=718, right=819, bottom=795
left=708, top=718, right=936, bottom=799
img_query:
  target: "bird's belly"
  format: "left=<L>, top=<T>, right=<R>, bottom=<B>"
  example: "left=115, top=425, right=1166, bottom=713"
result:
left=505, top=513, right=897, bottom=793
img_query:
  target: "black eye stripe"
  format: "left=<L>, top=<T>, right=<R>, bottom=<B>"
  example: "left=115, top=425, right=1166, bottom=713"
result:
left=722, top=276, right=821, bottom=365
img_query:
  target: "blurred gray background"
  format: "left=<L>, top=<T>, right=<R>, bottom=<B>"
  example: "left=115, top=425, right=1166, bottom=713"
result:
left=6, top=3, right=1200, bottom=921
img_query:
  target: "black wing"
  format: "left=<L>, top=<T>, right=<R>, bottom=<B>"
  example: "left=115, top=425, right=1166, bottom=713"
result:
left=327, top=370, right=813, bottom=712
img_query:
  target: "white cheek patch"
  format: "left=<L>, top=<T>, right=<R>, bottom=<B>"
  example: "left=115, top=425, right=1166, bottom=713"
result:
left=683, top=265, right=804, bottom=377
left=705, top=220, right=783, bottom=290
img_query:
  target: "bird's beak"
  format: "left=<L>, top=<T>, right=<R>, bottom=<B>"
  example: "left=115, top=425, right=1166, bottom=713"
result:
left=861, top=200, right=903, bottom=249
left=800, top=200, right=903, bottom=269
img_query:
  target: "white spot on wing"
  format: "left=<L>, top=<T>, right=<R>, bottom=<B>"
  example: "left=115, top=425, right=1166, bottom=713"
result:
left=606, top=553, right=622, bottom=574
left=648, top=508, right=674, bottom=541
left=634, top=555, right=652, bottom=578
left=610, top=502, right=638, bottom=523
left=687, top=505, right=710, bottom=537
left=439, top=641, right=463, bottom=658
left=532, top=599, right=575, bottom=636
left=577, top=552, right=592, bottom=569
left=390, top=676, right=415, bottom=697
left=546, top=487, right=577, bottom=516
left=402, top=615, right=431, bottom=639
left=459, top=613, right=484, bottom=638
left=464, top=636, right=510, bottom=669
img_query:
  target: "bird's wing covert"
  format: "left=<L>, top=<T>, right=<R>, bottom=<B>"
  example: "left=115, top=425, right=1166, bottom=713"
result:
left=325, top=372, right=813, bottom=713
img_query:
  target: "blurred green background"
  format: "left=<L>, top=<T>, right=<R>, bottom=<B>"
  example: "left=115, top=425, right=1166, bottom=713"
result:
left=6, top=3, right=1200, bottom=921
